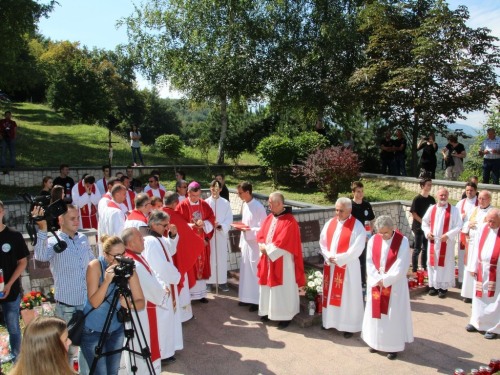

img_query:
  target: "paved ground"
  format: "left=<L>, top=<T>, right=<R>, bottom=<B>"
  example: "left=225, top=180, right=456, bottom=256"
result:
left=161, top=287, right=498, bottom=375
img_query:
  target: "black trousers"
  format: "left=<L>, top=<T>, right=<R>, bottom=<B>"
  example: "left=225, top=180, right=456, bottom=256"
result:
left=412, top=231, right=428, bottom=272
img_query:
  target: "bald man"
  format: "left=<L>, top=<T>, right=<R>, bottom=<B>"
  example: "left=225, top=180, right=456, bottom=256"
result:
left=466, top=209, right=500, bottom=340
left=422, top=188, right=462, bottom=298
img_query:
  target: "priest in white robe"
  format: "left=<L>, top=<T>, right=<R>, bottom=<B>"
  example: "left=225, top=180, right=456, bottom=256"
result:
left=257, top=192, right=305, bottom=330
left=422, top=188, right=462, bottom=298
left=98, top=177, right=127, bottom=221
left=236, top=181, right=268, bottom=312
left=124, top=193, right=151, bottom=230
left=206, top=180, right=233, bottom=292
left=466, top=210, right=500, bottom=340
left=121, top=227, right=170, bottom=375
left=98, top=185, right=127, bottom=255
left=455, top=182, right=478, bottom=283
left=71, top=175, right=100, bottom=230
left=461, top=190, right=492, bottom=302
left=362, top=216, right=413, bottom=360
left=142, top=210, right=183, bottom=363
left=320, top=197, right=365, bottom=338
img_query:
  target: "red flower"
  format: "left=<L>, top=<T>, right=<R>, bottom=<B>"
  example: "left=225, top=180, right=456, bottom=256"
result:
left=30, top=291, right=36, bottom=297
left=36, top=292, right=41, bottom=297
left=41, top=298, right=46, bottom=302
left=23, top=297, right=29, bottom=303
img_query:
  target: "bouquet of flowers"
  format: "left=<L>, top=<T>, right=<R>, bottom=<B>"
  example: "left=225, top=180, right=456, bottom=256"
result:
left=304, top=269, right=323, bottom=300
left=20, top=291, right=47, bottom=310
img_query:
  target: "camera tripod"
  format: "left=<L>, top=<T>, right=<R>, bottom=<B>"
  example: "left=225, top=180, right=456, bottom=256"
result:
left=89, top=274, right=154, bottom=375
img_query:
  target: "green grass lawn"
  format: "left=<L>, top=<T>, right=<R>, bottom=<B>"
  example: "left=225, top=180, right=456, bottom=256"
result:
left=0, top=102, right=258, bottom=167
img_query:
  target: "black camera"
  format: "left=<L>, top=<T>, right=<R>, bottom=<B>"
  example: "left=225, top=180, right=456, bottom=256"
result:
left=19, top=193, right=68, bottom=249
left=113, top=256, right=135, bottom=285
left=423, top=137, right=429, bottom=141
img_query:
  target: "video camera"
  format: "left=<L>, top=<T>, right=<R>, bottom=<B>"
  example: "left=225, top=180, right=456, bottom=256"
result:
left=18, top=193, right=68, bottom=251
left=113, top=256, right=136, bottom=288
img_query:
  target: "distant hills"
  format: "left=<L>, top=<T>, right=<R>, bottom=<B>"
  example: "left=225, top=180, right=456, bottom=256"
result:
left=447, top=123, right=481, bottom=137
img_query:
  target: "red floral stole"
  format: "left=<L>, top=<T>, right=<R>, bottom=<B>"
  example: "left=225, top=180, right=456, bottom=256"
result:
left=77, top=181, right=97, bottom=217
left=188, top=201, right=206, bottom=280
left=371, top=231, right=403, bottom=319
left=155, top=238, right=177, bottom=311
left=124, top=250, right=161, bottom=362
left=323, top=216, right=356, bottom=308
left=460, top=198, right=478, bottom=251
left=476, top=227, right=500, bottom=298
left=429, top=204, right=451, bottom=267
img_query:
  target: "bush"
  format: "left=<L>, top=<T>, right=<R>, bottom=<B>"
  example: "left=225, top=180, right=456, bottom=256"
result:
left=256, top=135, right=297, bottom=188
left=155, top=134, right=184, bottom=165
left=293, top=146, right=362, bottom=201
left=293, top=132, right=329, bottom=161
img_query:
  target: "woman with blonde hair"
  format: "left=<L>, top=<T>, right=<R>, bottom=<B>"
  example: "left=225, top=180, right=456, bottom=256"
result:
left=10, top=316, right=74, bottom=375
left=80, top=234, right=145, bottom=375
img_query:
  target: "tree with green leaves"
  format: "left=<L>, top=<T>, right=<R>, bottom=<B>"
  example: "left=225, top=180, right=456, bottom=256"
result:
left=122, top=0, right=271, bottom=164
left=351, top=0, right=500, bottom=176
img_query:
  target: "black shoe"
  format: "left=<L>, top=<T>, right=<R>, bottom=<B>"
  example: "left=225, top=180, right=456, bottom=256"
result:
left=369, top=348, right=377, bottom=353
left=249, top=304, right=258, bottom=312
left=161, top=356, right=176, bottom=365
left=485, top=332, right=498, bottom=339
left=199, top=297, right=209, bottom=303
left=344, top=332, right=353, bottom=339
left=277, top=321, right=291, bottom=330
left=387, top=353, right=397, bottom=360
left=238, top=302, right=250, bottom=306
left=463, top=298, right=472, bottom=303
left=465, top=324, right=477, bottom=332
left=438, top=289, right=448, bottom=299
left=321, top=326, right=326, bottom=330
left=428, top=288, right=438, bottom=296
left=260, top=315, right=269, bottom=322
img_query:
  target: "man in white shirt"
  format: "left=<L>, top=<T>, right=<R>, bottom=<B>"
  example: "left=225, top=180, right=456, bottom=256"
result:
left=144, top=170, right=166, bottom=194
left=95, top=165, right=110, bottom=196
left=479, top=127, right=500, bottom=185
left=236, top=181, right=267, bottom=312
left=145, top=175, right=165, bottom=200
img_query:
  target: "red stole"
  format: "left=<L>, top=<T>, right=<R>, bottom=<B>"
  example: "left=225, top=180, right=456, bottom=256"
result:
left=124, top=250, right=161, bottom=362
left=126, top=190, right=136, bottom=211
left=476, top=227, right=500, bottom=298
left=460, top=199, right=478, bottom=250
left=147, top=189, right=165, bottom=200
left=102, top=192, right=112, bottom=200
left=322, top=216, right=356, bottom=308
left=77, top=181, right=98, bottom=229
left=154, top=237, right=177, bottom=311
left=127, top=210, right=147, bottom=224
left=107, top=200, right=126, bottom=220
left=371, top=231, right=403, bottom=319
left=429, top=204, right=451, bottom=267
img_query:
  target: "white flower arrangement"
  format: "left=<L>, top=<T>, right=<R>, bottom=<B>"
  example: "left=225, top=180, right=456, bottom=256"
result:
left=304, top=269, right=324, bottom=299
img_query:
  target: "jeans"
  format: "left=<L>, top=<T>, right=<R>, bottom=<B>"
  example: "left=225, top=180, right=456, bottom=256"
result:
left=412, top=232, right=428, bottom=272
left=55, top=302, right=89, bottom=375
left=381, top=159, right=394, bottom=175
left=1, top=139, right=16, bottom=168
left=131, top=147, right=144, bottom=164
left=81, top=325, right=124, bottom=375
left=1, top=295, right=21, bottom=361
left=482, top=159, right=500, bottom=185
left=394, top=155, right=407, bottom=176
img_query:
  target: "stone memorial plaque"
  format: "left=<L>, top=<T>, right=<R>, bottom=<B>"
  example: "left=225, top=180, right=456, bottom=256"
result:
left=228, top=230, right=242, bottom=253
left=298, top=220, right=321, bottom=243
left=28, top=253, right=53, bottom=279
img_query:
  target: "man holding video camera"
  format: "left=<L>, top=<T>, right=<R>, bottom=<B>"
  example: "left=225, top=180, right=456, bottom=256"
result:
left=33, top=204, right=95, bottom=374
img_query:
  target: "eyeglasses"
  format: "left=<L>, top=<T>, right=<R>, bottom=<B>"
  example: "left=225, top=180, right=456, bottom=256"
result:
left=156, top=223, right=170, bottom=228
left=110, top=252, right=126, bottom=259
left=148, top=180, right=155, bottom=183
left=179, top=186, right=188, bottom=189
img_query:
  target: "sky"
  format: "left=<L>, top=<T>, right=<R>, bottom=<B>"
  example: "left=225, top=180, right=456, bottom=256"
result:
left=37, top=0, right=500, bottom=128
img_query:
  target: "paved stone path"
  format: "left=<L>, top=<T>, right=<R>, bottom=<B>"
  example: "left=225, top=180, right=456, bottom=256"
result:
left=161, top=287, right=498, bottom=374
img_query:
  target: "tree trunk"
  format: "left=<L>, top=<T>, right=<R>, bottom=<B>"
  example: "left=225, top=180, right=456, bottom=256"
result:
left=411, top=112, right=420, bottom=177
left=217, top=95, right=228, bottom=164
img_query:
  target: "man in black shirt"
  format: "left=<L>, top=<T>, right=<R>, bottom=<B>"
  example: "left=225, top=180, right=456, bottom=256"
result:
left=410, top=178, right=435, bottom=272
left=380, top=130, right=395, bottom=175
left=393, top=129, right=407, bottom=176
left=350, top=181, right=375, bottom=288
left=0, top=201, right=29, bottom=361
left=53, top=164, right=75, bottom=203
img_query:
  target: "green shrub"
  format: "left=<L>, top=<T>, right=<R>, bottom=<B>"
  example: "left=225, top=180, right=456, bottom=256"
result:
left=155, top=134, right=184, bottom=165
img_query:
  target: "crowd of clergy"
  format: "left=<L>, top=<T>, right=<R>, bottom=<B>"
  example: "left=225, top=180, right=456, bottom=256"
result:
left=61, top=168, right=500, bottom=370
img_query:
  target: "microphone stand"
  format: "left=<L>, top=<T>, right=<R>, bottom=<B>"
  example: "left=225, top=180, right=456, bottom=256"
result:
left=214, top=184, right=219, bottom=295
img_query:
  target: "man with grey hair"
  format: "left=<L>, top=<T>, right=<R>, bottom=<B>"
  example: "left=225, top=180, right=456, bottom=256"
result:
left=461, top=190, right=493, bottom=303
left=124, top=193, right=151, bottom=230
left=256, top=192, right=305, bottom=329
left=466, top=208, right=500, bottom=339
left=362, top=215, right=414, bottom=360
left=320, top=196, right=366, bottom=338
left=142, top=210, right=183, bottom=365
left=422, top=188, right=462, bottom=298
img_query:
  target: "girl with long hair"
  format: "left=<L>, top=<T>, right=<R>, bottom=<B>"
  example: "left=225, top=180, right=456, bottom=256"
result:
left=40, top=176, right=53, bottom=196
left=10, top=316, right=74, bottom=375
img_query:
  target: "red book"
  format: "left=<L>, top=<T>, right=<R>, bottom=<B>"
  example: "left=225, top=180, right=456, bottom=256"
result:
left=231, top=223, right=250, bottom=230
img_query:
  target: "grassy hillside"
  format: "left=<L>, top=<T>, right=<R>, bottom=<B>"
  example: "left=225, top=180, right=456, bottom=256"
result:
left=0, top=102, right=258, bottom=167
